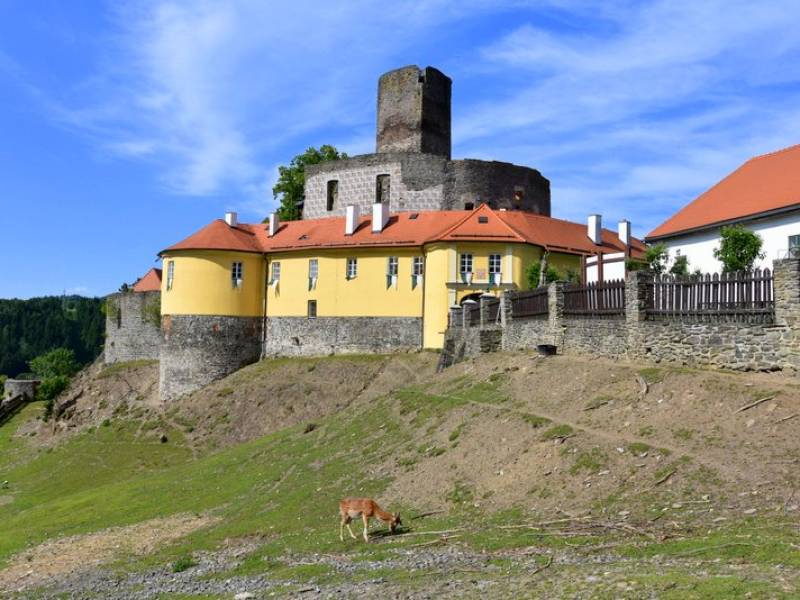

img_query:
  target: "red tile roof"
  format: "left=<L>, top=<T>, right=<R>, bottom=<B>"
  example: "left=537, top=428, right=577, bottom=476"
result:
left=647, top=144, right=800, bottom=240
left=163, top=219, right=263, bottom=254
left=132, top=268, right=162, bottom=292
left=161, top=205, right=642, bottom=258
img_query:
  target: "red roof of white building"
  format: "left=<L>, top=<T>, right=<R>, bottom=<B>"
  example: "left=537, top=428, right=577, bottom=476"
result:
left=648, top=144, right=800, bottom=240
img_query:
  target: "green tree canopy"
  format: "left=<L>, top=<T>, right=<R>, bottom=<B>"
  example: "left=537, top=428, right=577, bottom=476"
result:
left=29, top=348, right=80, bottom=380
left=713, top=225, right=765, bottom=272
left=669, top=254, right=690, bottom=276
left=271, top=145, right=348, bottom=221
left=644, top=243, right=670, bottom=275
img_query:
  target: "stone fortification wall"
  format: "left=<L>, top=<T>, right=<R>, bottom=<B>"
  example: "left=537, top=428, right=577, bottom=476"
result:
left=264, top=317, right=422, bottom=357
left=104, top=291, right=162, bottom=364
left=159, top=315, right=262, bottom=401
left=303, top=153, right=550, bottom=219
left=444, top=259, right=800, bottom=374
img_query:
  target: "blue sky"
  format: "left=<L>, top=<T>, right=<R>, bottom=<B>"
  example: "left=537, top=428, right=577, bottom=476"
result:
left=2, top=1, right=800, bottom=299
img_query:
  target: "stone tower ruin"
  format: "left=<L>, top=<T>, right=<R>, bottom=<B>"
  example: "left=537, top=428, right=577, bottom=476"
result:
left=376, top=66, right=452, bottom=159
left=301, top=65, right=551, bottom=219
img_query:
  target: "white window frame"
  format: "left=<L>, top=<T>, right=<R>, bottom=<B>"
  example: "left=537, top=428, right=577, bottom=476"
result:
left=387, top=256, right=399, bottom=289
left=412, top=256, right=424, bottom=289
left=460, top=253, right=473, bottom=284
left=269, top=261, right=280, bottom=288
left=166, top=261, right=175, bottom=291
left=346, top=257, right=358, bottom=280
left=489, top=253, right=502, bottom=285
left=308, top=258, right=319, bottom=289
left=231, top=261, right=244, bottom=289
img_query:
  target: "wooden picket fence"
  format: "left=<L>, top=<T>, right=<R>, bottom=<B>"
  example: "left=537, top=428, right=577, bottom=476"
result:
left=510, top=288, right=549, bottom=318
left=563, top=279, right=626, bottom=317
left=646, top=270, right=774, bottom=320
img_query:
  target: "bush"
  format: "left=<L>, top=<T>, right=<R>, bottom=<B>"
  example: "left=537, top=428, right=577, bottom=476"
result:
left=38, top=375, right=70, bottom=420
left=171, top=554, right=198, bottom=573
left=713, top=225, right=765, bottom=272
left=670, top=254, right=689, bottom=276
left=526, top=262, right=567, bottom=289
left=644, top=243, right=669, bottom=274
left=0, top=374, right=6, bottom=392
left=29, top=348, right=79, bottom=380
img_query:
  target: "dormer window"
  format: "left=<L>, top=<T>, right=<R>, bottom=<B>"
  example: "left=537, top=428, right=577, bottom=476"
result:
left=478, top=216, right=489, bottom=224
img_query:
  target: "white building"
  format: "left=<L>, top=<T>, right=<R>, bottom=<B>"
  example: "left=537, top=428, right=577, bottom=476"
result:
left=646, top=144, right=800, bottom=273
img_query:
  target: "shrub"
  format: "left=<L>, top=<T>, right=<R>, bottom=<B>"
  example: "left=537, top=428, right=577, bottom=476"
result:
left=526, top=262, right=566, bottom=289
left=669, top=254, right=689, bottom=276
left=644, top=243, right=669, bottom=274
left=0, top=374, right=6, bottom=392
left=38, top=375, right=70, bottom=420
left=713, top=225, right=765, bottom=272
left=143, top=296, right=161, bottom=328
left=29, top=348, right=79, bottom=380
left=171, top=554, right=198, bottom=573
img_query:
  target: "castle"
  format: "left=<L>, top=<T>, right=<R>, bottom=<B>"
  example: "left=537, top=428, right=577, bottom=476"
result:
left=106, top=65, right=641, bottom=400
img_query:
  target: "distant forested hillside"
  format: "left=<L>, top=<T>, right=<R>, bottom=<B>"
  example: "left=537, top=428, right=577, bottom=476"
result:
left=0, top=296, right=105, bottom=377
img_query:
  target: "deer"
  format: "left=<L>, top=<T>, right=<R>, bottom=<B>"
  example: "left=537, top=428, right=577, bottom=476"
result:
left=339, top=497, right=402, bottom=543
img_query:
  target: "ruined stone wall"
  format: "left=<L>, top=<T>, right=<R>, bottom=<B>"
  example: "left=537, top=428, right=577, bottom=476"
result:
left=159, top=315, right=262, bottom=401
left=376, top=65, right=451, bottom=158
left=104, top=291, right=162, bottom=364
left=304, top=153, right=446, bottom=219
left=303, top=153, right=551, bottom=219
left=264, top=316, right=422, bottom=357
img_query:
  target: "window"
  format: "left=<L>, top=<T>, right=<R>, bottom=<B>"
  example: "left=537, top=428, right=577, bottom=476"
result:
left=513, top=189, right=524, bottom=208
left=412, top=256, right=424, bottom=289
left=387, top=256, right=398, bottom=277
left=489, top=254, right=502, bottom=284
left=326, top=180, right=338, bottom=211
left=231, top=261, right=244, bottom=288
left=308, top=258, right=319, bottom=289
left=166, top=261, right=175, bottom=291
left=269, top=262, right=280, bottom=286
left=307, top=300, right=317, bottom=318
left=387, top=256, right=399, bottom=289
left=413, top=257, right=424, bottom=277
left=464, top=202, right=474, bottom=211
left=346, top=257, right=358, bottom=279
left=376, top=174, right=391, bottom=204
left=460, top=253, right=473, bottom=283
left=478, top=216, right=489, bottom=223
left=790, top=235, right=800, bottom=257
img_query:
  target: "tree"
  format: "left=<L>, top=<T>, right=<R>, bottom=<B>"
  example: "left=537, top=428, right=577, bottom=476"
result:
left=670, top=254, right=690, bottom=276
left=713, top=225, right=765, bottom=272
left=271, top=145, right=348, bottom=221
left=29, top=348, right=79, bottom=380
left=644, top=243, right=670, bottom=275
left=526, top=262, right=561, bottom=289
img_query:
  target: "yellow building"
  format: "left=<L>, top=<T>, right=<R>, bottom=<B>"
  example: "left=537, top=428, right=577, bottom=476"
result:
left=159, top=204, right=641, bottom=355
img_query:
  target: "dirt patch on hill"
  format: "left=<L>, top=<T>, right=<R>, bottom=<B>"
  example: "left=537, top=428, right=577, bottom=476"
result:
left=383, top=353, right=800, bottom=522
left=39, top=352, right=439, bottom=451
left=0, top=513, right=217, bottom=593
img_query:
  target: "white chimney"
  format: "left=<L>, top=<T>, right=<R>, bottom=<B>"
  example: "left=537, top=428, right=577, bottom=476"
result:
left=225, top=211, right=238, bottom=227
left=345, top=205, right=360, bottom=236
left=618, top=219, right=631, bottom=247
left=587, top=214, right=602, bottom=245
left=372, top=202, right=390, bottom=233
left=268, top=212, right=280, bottom=237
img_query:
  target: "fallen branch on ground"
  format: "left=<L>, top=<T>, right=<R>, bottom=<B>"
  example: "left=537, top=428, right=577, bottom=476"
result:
left=409, top=535, right=461, bottom=548
left=654, top=469, right=676, bottom=486
left=735, top=395, right=776, bottom=413
left=775, top=413, right=798, bottom=424
left=531, top=555, right=553, bottom=575
left=673, top=542, right=756, bottom=557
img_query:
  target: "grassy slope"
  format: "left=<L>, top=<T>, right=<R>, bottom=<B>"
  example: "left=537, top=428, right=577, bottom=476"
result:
left=1, top=357, right=800, bottom=598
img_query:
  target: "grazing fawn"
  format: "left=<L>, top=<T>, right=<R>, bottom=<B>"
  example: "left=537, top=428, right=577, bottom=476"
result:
left=339, top=497, right=402, bottom=542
